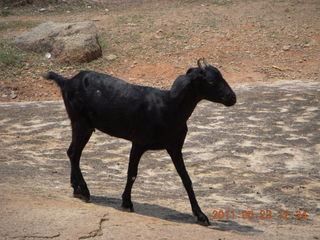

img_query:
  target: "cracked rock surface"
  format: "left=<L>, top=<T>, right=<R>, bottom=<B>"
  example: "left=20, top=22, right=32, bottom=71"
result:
left=0, top=81, right=319, bottom=240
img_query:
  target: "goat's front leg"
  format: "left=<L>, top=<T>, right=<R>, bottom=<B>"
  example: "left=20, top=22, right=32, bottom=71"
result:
left=167, top=148, right=210, bottom=226
left=68, top=122, right=93, bottom=202
left=122, top=143, right=146, bottom=211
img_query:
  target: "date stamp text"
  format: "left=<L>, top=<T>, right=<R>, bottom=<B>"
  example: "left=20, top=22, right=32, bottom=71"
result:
left=211, top=210, right=309, bottom=220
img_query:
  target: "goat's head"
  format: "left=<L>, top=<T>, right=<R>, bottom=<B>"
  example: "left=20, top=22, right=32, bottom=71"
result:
left=187, top=58, right=236, bottom=106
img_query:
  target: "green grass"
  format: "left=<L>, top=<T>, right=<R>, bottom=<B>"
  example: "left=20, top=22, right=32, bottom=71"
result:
left=209, top=22, right=217, bottom=28
left=132, top=14, right=145, bottom=19
left=173, top=34, right=187, bottom=39
left=116, top=15, right=129, bottom=24
left=204, top=15, right=219, bottom=29
left=0, top=20, right=42, bottom=31
left=0, top=9, right=12, bottom=17
left=99, top=39, right=108, bottom=49
left=0, top=41, right=25, bottom=68
left=212, top=0, right=232, bottom=6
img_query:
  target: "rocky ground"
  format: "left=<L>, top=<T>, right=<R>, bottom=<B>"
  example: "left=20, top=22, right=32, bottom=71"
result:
left=0, top=81, right=319, bottom=239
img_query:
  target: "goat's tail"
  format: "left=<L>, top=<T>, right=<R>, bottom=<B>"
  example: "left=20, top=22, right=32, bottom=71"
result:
left=43, top=71, right=68, bottom=88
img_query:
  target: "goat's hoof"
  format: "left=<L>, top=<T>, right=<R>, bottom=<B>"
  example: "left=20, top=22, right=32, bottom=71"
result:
left=73, top=186, right=90, bottom=202
left=196, top=213, right=210, bottom=226
left=122, top=206, right=134, bottom=212
left=121, top=202, right=134, bottom=212
left=73, top=192, right=90, bottom=202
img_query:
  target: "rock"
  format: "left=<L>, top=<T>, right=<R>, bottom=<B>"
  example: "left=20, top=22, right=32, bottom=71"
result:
left=14, top=21, right=102, bottom=63
left=106, top=54, right=117, bottom=61
left=283, top=45, right=291, bottom=51
left=10, top=91, right=17, bottom=99
left=45, top=52, right=51, bottom=59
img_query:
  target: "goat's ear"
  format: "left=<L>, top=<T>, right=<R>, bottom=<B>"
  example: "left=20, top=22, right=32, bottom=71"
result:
left=186, top=68, right=195, bottom=75
left=187, top=67, right=205, bottom=75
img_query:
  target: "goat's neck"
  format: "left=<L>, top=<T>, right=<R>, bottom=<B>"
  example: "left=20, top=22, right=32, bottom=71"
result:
left=169, top=75, right=200, bottom=122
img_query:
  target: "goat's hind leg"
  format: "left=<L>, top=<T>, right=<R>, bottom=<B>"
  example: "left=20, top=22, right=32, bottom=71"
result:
left=67, top=121, right=93, bottom=202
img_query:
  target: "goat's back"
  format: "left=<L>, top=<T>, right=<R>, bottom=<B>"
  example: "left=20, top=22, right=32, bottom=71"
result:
left=61, top=71, right=175, bottom=145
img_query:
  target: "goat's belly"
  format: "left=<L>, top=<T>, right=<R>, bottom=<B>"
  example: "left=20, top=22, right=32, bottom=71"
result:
left=95, top=122, right=179, bottom=149
left=95, top=122, right=133, bottom=141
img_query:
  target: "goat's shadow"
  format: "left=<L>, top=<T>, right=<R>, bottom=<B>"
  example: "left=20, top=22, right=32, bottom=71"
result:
left=90, top=195, right=262, bottom=234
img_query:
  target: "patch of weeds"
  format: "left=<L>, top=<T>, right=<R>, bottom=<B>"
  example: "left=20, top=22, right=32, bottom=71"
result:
left=72, top=57, right=110, bottom=72
left=184, top=0, right=201, bottom=3
left=116, top=14, right=146, bottom=25
left=0, top=9, right=12, bottom=17
left=0, top=41, right=26, bottom=74
left=116, top=15, right=129, bottom=25
left=99, top=39, right=108, bottom=49
left=174, top=34, right=187, bottom=40
left=128, top=32, right=141, bottom=43
left=209, top=22, right=217, bottom=28
left=212, top=0, right=232, bottom=6
left=300, top=38, right=310, bottom=46
left=270, top=34, right=281, bottom=40
left=0, top=51, right=22, bottom=66
left=0, top=20, right=42, bottom=31
left=98, top=32, right=118, bottom=53
left=204, top=16, right=218, bottom=29
left=132, top=14, right=145, bottom=19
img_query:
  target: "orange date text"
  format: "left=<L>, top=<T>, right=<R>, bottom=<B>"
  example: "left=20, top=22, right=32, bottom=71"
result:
left=211, top=210, right=309, bottom=220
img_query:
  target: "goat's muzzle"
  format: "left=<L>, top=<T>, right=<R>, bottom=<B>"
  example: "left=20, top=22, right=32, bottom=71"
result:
left=223, top=92, right=237, bottom=106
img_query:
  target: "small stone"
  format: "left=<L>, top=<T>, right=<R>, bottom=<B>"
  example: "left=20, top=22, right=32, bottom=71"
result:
left=45, top=52, right=51, bottom=59
left=106, top=54, right=117, bottom=61
left=283, top=45, right=291, bottom=51
left=10, top=92, right=17, bottom=99
left=39, top=8, right=46, bottom=12
left=130, top=62, right=138, bottom=68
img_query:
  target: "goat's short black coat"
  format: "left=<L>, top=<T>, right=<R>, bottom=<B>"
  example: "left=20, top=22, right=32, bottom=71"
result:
left=63, top=71, right=191, bottom=149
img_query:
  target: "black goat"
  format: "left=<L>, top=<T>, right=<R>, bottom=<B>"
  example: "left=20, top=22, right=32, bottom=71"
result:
left=44, top=58, right=236, bottom=226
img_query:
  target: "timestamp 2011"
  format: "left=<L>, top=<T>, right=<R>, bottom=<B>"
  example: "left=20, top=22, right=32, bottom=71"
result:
left=211, top=209, right=309, bottom=220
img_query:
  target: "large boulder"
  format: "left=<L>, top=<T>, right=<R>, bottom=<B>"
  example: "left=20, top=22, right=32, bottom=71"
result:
left=14, top=21, right=102, bottom=63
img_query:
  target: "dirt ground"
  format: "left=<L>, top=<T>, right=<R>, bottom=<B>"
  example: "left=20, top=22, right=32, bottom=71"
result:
left=0, top=0, right=319, bottom=101
left=0, top=0, right=319, bottom=240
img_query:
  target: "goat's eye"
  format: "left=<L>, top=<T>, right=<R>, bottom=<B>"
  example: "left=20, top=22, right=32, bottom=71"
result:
left=207, top=79, right=215, bottom=85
